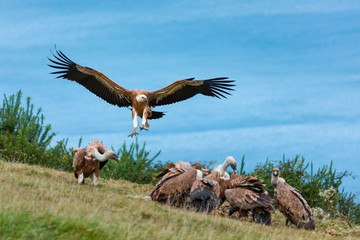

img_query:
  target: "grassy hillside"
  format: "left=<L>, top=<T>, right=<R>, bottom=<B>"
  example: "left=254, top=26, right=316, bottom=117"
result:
left=0, top=161, right=359, bottom=240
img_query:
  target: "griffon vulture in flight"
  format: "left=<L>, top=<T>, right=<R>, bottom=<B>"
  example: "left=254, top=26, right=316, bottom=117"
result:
left=271, top=168, right=315, bottom=230
left=48, top=48, right=235, bottom=137
left=225, top=175, right=275, bottom=225
left=73, top=140, right=119, bottom=185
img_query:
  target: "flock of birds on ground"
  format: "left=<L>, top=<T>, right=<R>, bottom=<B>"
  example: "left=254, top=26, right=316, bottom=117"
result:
left=49, top=48, right=315, bottom=231
left=73, top=140, right=315, bottom=231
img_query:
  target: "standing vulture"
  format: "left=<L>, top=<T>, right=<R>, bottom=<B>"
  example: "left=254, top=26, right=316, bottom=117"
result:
left=150, top=165, right=202, bottom=208
left=188, top=156, right=237, bottom=212
left=73, top=140, right=119, bottom=185
left=225, top=175, right=275, bottom=225
left=271, top=168, right=315, bottom=230
left=48, top=48, right=235, bottom=137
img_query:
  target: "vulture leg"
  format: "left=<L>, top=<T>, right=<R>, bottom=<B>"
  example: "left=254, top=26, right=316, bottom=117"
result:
left=253, top=209, right=272, bottom=226
left=92, top=173, right=98, bottom=186
left=92, top=167, right=100, bottom=186
left=140, top=107, right=149, bottom=131
left=129, top=109, right=139, bottom=137
left=78, top=173, right=85, bottom=184
left=285, top=217, right=291, bottom=227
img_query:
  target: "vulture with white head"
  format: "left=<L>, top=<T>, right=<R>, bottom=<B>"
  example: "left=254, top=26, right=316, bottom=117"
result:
left=225, top=175, right=275, bottom=225
left=271, top=168, right=315, bottom=230
left=48, top=48, right=235, bottom=137
left=215, top=156, right=237, bottom=204
left=73, top=140, right=119, bottom=185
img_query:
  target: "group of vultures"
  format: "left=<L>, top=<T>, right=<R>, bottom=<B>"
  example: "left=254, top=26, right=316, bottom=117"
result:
left=49, top=49, right=314, bottom=230
left=73, top=140, right=315, bottom=231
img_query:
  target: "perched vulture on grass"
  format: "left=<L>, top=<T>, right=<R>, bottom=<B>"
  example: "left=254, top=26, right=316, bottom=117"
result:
left=150, top=165, right=202, bottom=208
left=73, top=140, right=119, bottom=185
left=48, top=48, right=235, bottom=137
left=225, top=175, right=275, bottom=225
left=188, top=156, right=237, bottom=212
left=271, top=168, right=315, bottom=230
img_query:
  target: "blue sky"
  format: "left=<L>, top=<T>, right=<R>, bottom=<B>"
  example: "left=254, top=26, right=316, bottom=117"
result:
left=1, top=1, right=360, bottom=194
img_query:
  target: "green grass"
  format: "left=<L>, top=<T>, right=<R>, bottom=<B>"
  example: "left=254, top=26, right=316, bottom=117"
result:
left=0, top=161, right=359, bottom=240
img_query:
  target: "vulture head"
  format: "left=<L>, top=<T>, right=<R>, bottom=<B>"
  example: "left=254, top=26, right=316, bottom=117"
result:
left=272, top=168, right=280, bottom=177
left=213, top=156, right=237, bottom=177
left=271, top=168, right=280, bottom=186
left=226, top=156, right=237, bottom=171
left=92, top=150, right=120, bottom=162
left=136, top=94, right=148, bottom=103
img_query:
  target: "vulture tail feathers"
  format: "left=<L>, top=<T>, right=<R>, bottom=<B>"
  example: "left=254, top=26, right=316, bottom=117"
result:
left=304, top=218, right=316, bottom=230
left=189, top=180, right=220, bottom=213
left=190, top=189, right=219, bottom=213
left=253, top=209, right=272, bottom=225
left=148, top=111, right=165, bottom=119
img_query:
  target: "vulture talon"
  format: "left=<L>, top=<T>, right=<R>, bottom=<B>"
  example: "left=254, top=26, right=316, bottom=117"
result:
left=140, top=126, right=149, bottom=131
left=128, top=130, right=139, bottom=137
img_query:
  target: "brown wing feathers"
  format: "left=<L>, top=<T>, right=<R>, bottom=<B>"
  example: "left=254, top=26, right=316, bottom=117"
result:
left=48, top=49, right=131, bottom=108
left=149, top=77, right=235, bottom=107
left=49, top=49, right=235, bottom=110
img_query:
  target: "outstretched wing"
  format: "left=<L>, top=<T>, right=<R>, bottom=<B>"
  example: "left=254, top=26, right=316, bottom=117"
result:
left=148, top=77, right=235, bottom=107
left=48, top=48, right=132, bottom=108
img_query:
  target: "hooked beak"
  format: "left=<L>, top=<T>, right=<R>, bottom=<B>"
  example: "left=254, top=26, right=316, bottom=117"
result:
left=231, top=163, right=237, bottom=171
left=273, top=171, right=279, bottom=176
left=112, top=154, right=120, bottom=163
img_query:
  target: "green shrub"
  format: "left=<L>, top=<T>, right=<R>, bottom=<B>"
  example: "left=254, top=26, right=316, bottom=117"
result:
left=0, top=91, right=73, bottom=170
left=100, top=138, right=163, bottom=184
left=0, top=91, right=164, bottom=184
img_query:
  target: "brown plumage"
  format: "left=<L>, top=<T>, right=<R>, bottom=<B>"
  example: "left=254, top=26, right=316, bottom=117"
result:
left=218, top=176, right=231, bottom=205
left=188, top=163, right=240, bottom=212
left=271, top=168, right=315, bottom=230
left=155, top=162, right=202, bottom=180
left=201, top=168, right=212, bottom=178
left=225, top=175, right=275, bottom=225
left=48, top=48, right=235, bottom=137
left=189, top=171, right=221, bottom=213
left=73, top=140, right=119, bottom=185
left=150, top=166, right=201, bottom=207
